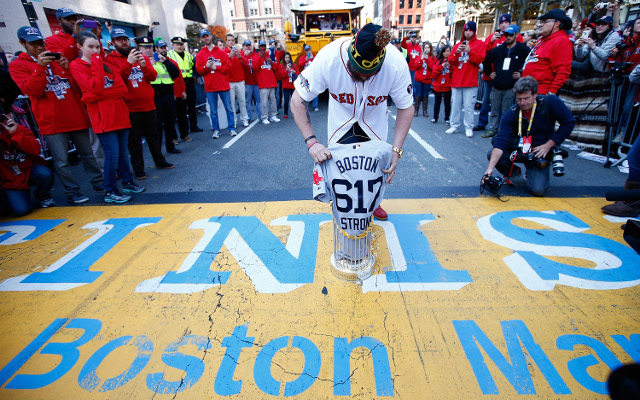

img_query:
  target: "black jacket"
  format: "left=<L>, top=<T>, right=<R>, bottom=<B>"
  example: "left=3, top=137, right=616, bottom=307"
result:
left=483, top=42, right=530, bottom=90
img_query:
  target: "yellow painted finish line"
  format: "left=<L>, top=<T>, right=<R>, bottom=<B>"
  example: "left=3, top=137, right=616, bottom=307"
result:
left=0, top=198, right=638, bottom=399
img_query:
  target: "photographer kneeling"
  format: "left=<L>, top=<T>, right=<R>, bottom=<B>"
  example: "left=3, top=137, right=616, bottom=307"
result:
left=482, top=76, right=575, bottom=196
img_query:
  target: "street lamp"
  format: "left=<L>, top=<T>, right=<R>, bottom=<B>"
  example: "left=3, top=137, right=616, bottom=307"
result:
left=259, top=22, right=267, bottom=42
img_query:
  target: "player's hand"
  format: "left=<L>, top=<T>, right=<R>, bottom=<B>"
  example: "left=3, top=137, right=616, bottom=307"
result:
left=309, top=142, right=331, bottom=164
left=382, top=153, right=399, bottom=183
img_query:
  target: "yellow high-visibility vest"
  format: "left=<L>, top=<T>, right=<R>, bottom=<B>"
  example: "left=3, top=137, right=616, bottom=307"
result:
left=167, top=50, right=194, bottom=78
left=151, top=62, right=173, bottom=85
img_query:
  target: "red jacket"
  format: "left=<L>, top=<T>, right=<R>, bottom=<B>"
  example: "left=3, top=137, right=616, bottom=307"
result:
left=253, top=54, right=281, bottom=89
left=45, top=32, right=80, bottom=61
left=195, top=46, right=231, bottom=92
left=412, top=56, right=435, bottom=84
left=402, top=39, right=422, bottom=71
left=226, top=49, right=246, bottom=83
left=69, top=54, right=131, bottom=133
left=298, top=52, right=314, bottom=71
left=104, top=51, right=157, bottom=113
left=615, top=33, right=640, bottom=73
left=242, top=54, right=259, bottom=85
left=275, top=50, right=285, bottom=63
left=448, top=35, right=486, bottom=88
left=278, top=62, right=300, bottom=90
left=522, top=29, right=573, bottom=95
left=9, top=53, right=91, bottom=135
left=0, top=124, right=46, bottom=190
left=167, top=58, right=186, bottom=99
left=430, top=59, right=452, bottom=92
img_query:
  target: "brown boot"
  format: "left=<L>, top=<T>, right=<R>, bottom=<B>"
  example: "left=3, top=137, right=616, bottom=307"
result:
left=414, top=96, right=421, bottom=116
left=602, top=180, right=640, bottom=217
left=422, top=97, right=429, bottom=117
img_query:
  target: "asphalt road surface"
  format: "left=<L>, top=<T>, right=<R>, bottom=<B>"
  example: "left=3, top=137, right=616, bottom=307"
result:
left=52, top=92, right=628, bottom=206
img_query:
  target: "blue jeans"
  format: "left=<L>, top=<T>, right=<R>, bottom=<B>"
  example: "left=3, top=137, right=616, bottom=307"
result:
left=1, top=164, right=54, bottom=216
left=414, top=82, right=431, bottom=98
left=410, top=70, right=416, bottom=90
left=629, top=134, right=640, bottom=182
left=311, top=96, right=318, bottom=109
left=283, top=88, right=294, bottom=117
left=207, top=90, right=235, bottom=131
left=97, top=129, right=133, bottom=194
left=477, top=80, right=492, bottom=127
left=245, top=84, right=261, bottom=121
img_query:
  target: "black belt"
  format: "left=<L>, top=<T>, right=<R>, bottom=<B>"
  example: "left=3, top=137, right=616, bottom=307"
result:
left=337, top=123, right=370, bottom=144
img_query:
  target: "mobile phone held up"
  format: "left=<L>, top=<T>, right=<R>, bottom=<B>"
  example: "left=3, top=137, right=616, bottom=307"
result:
left=154, top=53, right=160, bottom=62
left=46, top=52, right=61, bottom=60
left=82, top=20, right=98, bottom=29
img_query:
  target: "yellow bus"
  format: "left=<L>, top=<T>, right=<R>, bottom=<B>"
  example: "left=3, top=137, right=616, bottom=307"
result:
left=284, top=1, right=364, bottom=63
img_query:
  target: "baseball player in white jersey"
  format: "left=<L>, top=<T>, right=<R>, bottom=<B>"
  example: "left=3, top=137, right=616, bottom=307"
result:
left=291, top=23, right=414, bottom=220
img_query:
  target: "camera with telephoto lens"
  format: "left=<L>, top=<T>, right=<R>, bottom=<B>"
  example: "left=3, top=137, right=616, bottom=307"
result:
left=608, top=60, right=633, bottom=85
left=480, top=174, right=505, bottom=195
left=552, top=147, right=565, bottom=176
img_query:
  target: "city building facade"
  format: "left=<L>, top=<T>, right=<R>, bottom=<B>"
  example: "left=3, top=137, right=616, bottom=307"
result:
left=229, top=0, right=295, bottom=44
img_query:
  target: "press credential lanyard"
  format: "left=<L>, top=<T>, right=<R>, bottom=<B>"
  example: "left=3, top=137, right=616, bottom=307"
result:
left=518, top=102, right=537, bottom=153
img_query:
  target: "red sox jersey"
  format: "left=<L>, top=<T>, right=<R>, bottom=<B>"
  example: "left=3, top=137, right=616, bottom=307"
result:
left=295, top=37, right=413, bottom=145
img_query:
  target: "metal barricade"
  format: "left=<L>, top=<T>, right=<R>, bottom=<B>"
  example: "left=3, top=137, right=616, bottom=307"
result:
left=605, top=76, right=639, bottom=168
left=14, top=95, right=53, bottom=161
left=330, top=215, right=375, bottom=283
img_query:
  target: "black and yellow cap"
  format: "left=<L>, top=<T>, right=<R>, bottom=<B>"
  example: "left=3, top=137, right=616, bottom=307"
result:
left=348, top=23, right=390, bottom=76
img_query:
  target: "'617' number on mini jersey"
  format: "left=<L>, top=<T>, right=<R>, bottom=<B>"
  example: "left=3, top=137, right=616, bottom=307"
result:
left=331, top=177, right=383, bottom=213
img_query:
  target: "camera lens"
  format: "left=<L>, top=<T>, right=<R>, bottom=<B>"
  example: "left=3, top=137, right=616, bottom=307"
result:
left=536, top=157, right=549, bottom=169
left=552, top=153, right=564, bottom=177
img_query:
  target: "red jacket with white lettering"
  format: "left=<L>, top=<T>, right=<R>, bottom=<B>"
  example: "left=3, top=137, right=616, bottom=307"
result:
left=430, top=59, right=452, bottom=92
left=45, top=32, right=79, bottom=61
left=9, top=53, right=91, bottom=135
left=225, top=48, right=247, bottom=83
left=278, top=62, right=299, bottom=90
left=69, top=54, right=131, bottom=133
left=195, top=46, right=231, bottom=92
left=0, top=124, right=46, bottom=190
left=448, top=35, right=486, bottom=88
left=253, top=53, right=282, bottom=89
left=522, top=29, right=573, bottom=95
left=298, top=52, right=314, bottom=71
left=104, top=51, right=157, bottom=113
left=402, top=39, right=422, bottom=71
left=412, top=55, right=435, bottom=84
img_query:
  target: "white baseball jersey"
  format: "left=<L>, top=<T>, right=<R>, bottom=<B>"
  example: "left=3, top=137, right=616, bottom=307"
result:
left=313, top=140, right=392, bottom=238
left=295, top=37, right=413, bottom=145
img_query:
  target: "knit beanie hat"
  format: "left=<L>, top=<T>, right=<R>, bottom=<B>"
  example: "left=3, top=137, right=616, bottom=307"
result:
left=348, top=23, right=391, bottom=76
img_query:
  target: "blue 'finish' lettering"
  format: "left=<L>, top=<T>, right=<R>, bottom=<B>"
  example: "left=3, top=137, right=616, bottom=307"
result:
left=611, top=334, right=640, bottom=363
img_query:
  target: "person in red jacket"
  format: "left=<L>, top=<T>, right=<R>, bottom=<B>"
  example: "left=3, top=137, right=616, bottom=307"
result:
left=446, top=21, right=486, bottom=137
left=105, top=29, right=174, bottom=180
left=253, top=40, right=283, bottom=124
left=195, top=29, right=235, bottom=139
left=402, top=32, right=422, bottom=88
left=0, top=71, right=55, bottom=215
left=70, top=31, right=144, bottom=204
left=225, top=35, right=249, bottom=128
left=242, top=41, right=261, bottom=122
left=411, top=41, right=436, bottom=117
left=522, top=9, right=573, bottom=95
left=45, top=7, right=103, bottom=62
left=297, top=45, right=319, bottom=111
left=278, top=52, right=299, bottom=119
left=10, top=26, right=104, bottom=205
left=430, top=45, right=452, bottom=124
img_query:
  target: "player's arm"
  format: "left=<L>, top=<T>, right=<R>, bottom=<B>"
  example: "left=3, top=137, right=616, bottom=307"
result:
left=382, top=106, right=412, bottom=183
left=291, top=90, right=331, bottom=164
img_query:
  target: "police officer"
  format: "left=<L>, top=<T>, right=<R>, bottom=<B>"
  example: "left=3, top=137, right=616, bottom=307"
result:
left=167, top=36, right=203, bottom=134
left=136, top=37, right=181, bottom=154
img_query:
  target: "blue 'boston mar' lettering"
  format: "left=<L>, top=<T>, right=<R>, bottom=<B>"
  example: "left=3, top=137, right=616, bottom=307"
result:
left=477, top=211, right=640, bottom=290
left=453, top=320, right=570, bottom=395
left=0, top=219, right=65, bottom=245
left=215, top=324, right=254, bottom=395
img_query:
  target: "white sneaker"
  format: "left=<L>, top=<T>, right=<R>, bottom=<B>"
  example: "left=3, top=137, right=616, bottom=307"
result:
left=211, top=129, right=220, bottom=139
left=465, top=129, right=474, bottom=138
left=445, top=127, right=457, bottom=134
left=230, top=130, right=237, bottom=137
left=261, top=118, right=270, bottom=125
left=314, top=108, right=319, bottom=112
left=269, top=116, right=280, bottom=123
left=243, top=120, right=249, bottom=127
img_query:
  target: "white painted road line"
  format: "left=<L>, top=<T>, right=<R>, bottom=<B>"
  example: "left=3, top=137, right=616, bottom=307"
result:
left=391, top=114, right=445, bottom=160
left=223, top=119, right=260, bottom=149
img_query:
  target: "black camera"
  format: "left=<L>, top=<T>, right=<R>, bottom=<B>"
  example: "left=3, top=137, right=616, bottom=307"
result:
left=609, top=60, right=633, bottom=84
left=552, top=147, right=565, bottom=176
left=481, top=174, right=505, bottom=195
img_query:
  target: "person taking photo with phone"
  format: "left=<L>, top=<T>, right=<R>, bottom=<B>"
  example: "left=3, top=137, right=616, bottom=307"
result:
left=46, top=8, right=103, bottom=62
left=70, top=30, right=144, bottom=204
left=10, top=26, right=104, bottom=205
